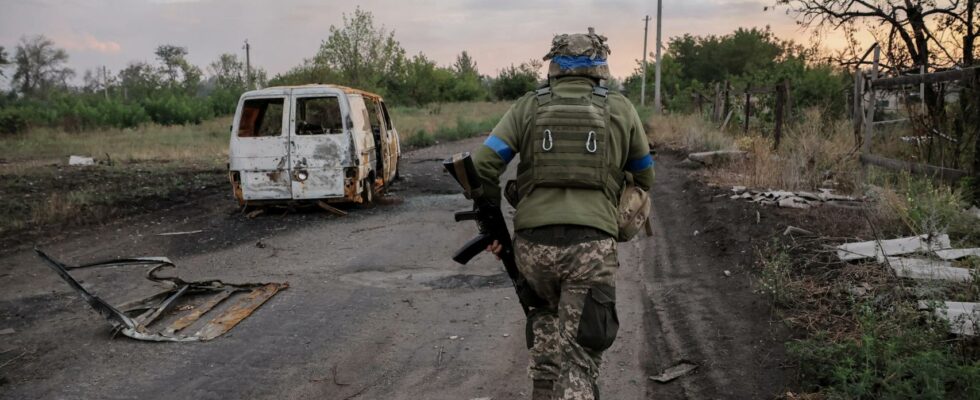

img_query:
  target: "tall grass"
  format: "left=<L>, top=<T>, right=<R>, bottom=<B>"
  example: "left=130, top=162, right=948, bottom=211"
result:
left=647, top=113, right=737, bottom=152
left=390, top=101, right=510, bottom=147
left=0, top=117, right=232, bottom=166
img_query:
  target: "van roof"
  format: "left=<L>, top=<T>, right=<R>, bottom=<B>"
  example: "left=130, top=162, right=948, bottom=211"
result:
left=245, top=84, right=384, bottom=101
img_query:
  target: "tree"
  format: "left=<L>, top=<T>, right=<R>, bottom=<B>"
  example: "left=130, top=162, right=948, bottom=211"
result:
left=314, top=7, right=406, bottom=90
left=492, top=60, right=542, bottom=100
left=154, top=44, right=201, bottom=91
left=453, top=51, right=479, bottom=77
left=12, top=35, right=74, bottom=97
left=776, top=0, right=978, bottom=70
left=118, top=61, right=162, bottom=100
left=0, top=46, right=9, bottom=77
left=450, top=51, right=485, bottom=101
left=208, top=53, right=246, bottom=89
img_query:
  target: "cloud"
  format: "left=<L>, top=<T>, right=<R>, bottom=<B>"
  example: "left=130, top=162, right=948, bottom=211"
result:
left=56, top=33, right=122, bottom=54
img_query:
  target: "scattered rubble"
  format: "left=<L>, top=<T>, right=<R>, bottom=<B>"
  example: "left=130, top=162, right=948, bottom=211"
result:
left=836, top=234, right=980, bottom=336
left=155, top=230, right=203, bottom=236
left=730, top=187, right=862, bottom=210
left=0, top=328, right=14, bottom=335
left=35, top=248, right=287, bottom=342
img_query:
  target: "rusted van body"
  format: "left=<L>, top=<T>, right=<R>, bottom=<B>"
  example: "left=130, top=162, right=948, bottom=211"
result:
left=228, top=85, right=400, bottom=205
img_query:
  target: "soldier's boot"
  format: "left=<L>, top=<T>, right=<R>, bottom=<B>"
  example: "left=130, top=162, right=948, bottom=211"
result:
left=531, top=379, right=556, bottom=400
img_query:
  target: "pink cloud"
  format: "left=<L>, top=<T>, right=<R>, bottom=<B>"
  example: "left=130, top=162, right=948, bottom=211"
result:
left=57, top=33, right=122, bottom=54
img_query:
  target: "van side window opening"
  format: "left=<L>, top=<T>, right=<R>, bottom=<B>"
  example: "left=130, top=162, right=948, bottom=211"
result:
left=365, top=100, right=384, bottom=135
left=380, top=102, right=393, bottom=130
left=296, top=96, right=344, bottom=135
left=238, top=98, right=284, bottom=138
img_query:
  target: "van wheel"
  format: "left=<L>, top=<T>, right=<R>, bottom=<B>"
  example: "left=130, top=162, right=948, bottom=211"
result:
left=361, top=178, right=375, bottom=205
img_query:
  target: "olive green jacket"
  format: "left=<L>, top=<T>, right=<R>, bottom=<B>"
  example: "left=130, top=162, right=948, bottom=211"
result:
left=472, top=76, right=655, bottom=236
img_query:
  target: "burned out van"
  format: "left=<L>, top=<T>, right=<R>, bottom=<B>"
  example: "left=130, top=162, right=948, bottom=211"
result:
left=228, top=85, right=400, bottom=205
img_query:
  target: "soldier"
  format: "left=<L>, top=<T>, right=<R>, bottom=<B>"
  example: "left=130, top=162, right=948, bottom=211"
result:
left=472, top=28, right=655, bottom=400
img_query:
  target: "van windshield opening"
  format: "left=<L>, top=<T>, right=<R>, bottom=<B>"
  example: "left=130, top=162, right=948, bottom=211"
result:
left=296, top=97, right=344, bottom=135
left=237, top=98, right=284, bottom=138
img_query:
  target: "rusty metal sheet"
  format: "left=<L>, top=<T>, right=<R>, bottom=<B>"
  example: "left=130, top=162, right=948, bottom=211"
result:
left=195, top=283, right=286, bottom=340
left=34, top=248, right=288, bottom=342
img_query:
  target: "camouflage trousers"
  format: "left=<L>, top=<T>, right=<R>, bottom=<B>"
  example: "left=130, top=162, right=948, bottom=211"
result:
left=515, top=228, right=619, bottom=400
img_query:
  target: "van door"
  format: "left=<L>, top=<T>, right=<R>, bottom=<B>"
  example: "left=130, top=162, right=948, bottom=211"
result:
left=230, top=95, right=291, bottom=200
left=365, top=98, right=394, bottom=185
left=288, top=92, right=349, bottom=200
left=379, top=101, right=400, bottom=181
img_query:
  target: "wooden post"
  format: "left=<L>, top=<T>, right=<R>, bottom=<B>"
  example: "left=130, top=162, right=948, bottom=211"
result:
left=773, top=80, right=786, bottom=150
left=862, top=45, right=879, bottom=156
left=972, top=68, right=980, bottom=205
left=723, top=81, right=731, bottom=123
left=854, top=69, right=865, bottom=140
left=713, top=82, right=722, bottom=122
left=743, top=83, right=752, bottom=134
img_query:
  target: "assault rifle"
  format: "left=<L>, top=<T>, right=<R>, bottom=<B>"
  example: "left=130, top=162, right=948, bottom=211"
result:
left=443, top=152, right=544, bottom=316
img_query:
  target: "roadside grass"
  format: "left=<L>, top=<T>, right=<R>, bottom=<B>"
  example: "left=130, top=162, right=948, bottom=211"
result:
left=390, top=101, right=509, bottom=147
left=0, top=161, right=225, bottom=245
left=0, top=117, right=231, bottom=166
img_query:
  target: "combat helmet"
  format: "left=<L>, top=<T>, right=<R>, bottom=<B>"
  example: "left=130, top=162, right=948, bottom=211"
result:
left=543, top=27, right=611, bottom=81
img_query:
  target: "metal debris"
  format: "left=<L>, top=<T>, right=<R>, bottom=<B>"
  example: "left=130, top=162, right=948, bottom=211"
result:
left=836, top=234, right=951, bottom=262
left=649, top=361, right=699, bottom=383
left=155, top=230, right=203, bottom=236
left=34, top=248, right=287, bottom=342
left=783, top=226, right=816, bottom=237
left=686, top=150, right=747, bottom=166
left=730, top=186, right=863, bottom=210
left=918, top=301, right=979, bottom=336
left=317, top=200, right=348, bottom=216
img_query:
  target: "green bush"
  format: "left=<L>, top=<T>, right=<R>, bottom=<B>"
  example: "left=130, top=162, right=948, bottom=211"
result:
left=789, top=303, right=980, bottom=399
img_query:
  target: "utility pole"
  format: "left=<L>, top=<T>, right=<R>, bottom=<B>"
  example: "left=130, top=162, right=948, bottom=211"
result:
left=641, top=15, right=650, bottom=106
left=102, top=65, right=109, bottom=100
left=244, top=39, right=252, bottom=90
left=654, top=0, right=663, bottom=114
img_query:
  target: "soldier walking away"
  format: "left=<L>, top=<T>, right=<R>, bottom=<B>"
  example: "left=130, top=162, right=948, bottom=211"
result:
left=472, top=28, right=655, bottom=400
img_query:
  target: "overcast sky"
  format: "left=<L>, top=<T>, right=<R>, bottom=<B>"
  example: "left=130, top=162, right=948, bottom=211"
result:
left=0, top=0, right=827, bottom=84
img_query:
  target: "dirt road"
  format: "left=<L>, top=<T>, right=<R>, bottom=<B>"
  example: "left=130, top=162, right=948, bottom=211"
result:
left=0, top=136, right=790, bottom=399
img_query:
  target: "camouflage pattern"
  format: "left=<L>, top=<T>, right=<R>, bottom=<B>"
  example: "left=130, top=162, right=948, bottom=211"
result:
left=543, top=27, right=612, bottom=81
left=515, top=235, right=618, bottom=400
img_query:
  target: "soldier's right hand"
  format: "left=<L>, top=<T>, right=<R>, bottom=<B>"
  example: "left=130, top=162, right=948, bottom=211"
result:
left=485, top=240, right=502, bottom=260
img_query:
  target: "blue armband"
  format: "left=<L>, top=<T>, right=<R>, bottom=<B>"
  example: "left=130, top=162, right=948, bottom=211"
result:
left=625, top=154, right=654, bottom=172
left=483, top=135, right=515, bottom=163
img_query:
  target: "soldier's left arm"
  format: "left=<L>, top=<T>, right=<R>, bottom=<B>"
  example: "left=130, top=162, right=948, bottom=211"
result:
left=624, top=104, right=655, bottom=191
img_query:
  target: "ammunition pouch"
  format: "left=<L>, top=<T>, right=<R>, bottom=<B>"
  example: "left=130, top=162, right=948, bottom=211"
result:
left=576, top=284, right=619, bottom=352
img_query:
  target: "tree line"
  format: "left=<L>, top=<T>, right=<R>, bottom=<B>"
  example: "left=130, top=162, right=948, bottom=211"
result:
left=0, top=7, right=541, bottom=135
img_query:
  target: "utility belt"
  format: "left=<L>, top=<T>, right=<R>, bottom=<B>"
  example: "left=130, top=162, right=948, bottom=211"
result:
left=516, top=224, right=612, bottom=247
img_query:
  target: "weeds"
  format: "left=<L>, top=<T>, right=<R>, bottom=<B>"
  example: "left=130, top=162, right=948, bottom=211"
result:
left=404, top=115, right=499, bottom=147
